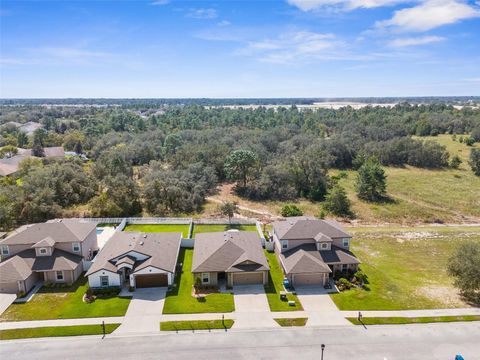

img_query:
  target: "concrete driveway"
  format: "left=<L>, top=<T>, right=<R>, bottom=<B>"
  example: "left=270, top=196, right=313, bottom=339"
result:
left=0, top=293, right=16, bottom=316
left=295, top=286, right=351, bottom=326
left=114, top=287, right=167, bottom=334
left=233, top=284, right=277, bottom=329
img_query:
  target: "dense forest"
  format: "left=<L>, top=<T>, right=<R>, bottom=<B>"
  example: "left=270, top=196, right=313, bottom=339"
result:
left=1, top=102, right=479, bottom=230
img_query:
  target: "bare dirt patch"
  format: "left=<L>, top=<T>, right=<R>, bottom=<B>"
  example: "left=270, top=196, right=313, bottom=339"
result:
left=416, top=285, right=468, bottom=308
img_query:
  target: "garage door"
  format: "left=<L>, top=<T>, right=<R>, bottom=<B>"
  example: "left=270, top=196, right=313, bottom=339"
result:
left=135, top=274, right=168, bottom=288
left=233, top=272, right=264, bottom=285
left=294, top=273, right=325, bottom=286
left=0, top=282, right=19, bottom=294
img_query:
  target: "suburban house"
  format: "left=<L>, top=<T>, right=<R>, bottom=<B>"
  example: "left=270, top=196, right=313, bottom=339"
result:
left=0, top=146, right=65, bottom=177
left=192, top=231, right=270, bottom=287
left=0, top=219, right=98, bottom=294
left=86, top=231, right=182, bottom=289
left=272, top=217, right=360, bottom=287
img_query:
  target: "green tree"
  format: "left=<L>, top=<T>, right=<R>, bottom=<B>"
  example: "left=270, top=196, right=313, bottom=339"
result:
left=448, top=242, right=480, bottom=304
left=355, top=157, right=387, bottom=202
left=281, top=204, right=303, bottom=217
left=219, top=202, right=239, bottom=223
left=469, top=149, right=480, bottom=176
left=0, top=145, right=18, bottom=158
left=224, top=149, right=258, bottom=188
left=323, top=185, right=352, bottom=217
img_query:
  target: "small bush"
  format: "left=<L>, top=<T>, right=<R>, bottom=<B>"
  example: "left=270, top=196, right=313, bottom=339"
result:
left=17, top=291, right=26, bottom=298
left=281, top=204, right=303, bottom=217
left=91, top=286, right=121, bottom=297
left=336, top=278, right=353, bottom=291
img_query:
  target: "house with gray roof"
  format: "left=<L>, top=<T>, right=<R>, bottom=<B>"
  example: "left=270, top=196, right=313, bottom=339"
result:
left=192, top=231, right=269, bottom=287
left=86, top=231, right=182, bottom=289
left=0, top=146, right=65, bottom=177
left=0, top=219, right=98, bottom=294
left=272, top=217, right=360, bottom=287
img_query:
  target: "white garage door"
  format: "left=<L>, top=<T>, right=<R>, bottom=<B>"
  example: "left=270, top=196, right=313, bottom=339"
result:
left=294, top=273, right=325, bottom=286
left=233, top=272, right=264, bottom=285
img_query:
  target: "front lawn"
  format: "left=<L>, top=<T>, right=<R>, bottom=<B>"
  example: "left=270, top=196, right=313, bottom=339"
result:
left=124, top=224, right=190, bottom=238
left=331, top=226, right=480, bottom=310
left=0, top=277, right=131, bottom=321
left=160, top=319, right=234, bottom=331
left=264, top=250, right=303, bottom=311
left=274, top=318, right=308, bottom=327
left=347, top=315, right=480, bottom=325
left=162, top=248, right=235, bottom=314
left=192, top=224, right=257, bottom=237
left=0, top=324, right=120, bottom=340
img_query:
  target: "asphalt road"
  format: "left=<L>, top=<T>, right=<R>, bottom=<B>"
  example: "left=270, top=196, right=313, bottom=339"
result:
left=2, top=322, right=479, bottom=360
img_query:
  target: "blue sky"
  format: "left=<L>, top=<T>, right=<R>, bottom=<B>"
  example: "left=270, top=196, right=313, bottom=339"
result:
left=1, top=0, right=479, bottom=98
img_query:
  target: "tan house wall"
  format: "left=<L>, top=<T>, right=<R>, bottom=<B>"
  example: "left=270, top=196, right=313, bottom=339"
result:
left=1, top=244, right=31, bottom=258
left=193, top=272, right=218, bottom=286
left=331, top=237, right=351, bottom=250
left=44, top=269, right=75, bottom=284
left=80, top=229, right=99, bottom=260
left=35, top=246, right=53, bottom=257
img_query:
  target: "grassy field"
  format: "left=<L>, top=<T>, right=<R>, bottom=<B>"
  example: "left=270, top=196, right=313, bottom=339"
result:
left=124, top=224, right=190, bottom=238
left=0, top=277, right=131, bottom=321
left=330, top=226, right=480, bottom=310
left=264, top=250, right=303, bottom=311
left=162, top=248, right=235, bottom=314
left=0, top=324, right=120, bottom=340
left=347, top=315, right=480, bottom=325
left=274, top=318, right=308, bottom=327
left=192, top=224, right=258, bottom=237
left=205, top=135, right=480, bottom=224
left=160, top=319, right=234, bottom=331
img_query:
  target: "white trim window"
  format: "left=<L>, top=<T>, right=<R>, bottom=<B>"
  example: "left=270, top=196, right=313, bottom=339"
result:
left=281, top=240, right=288, bottom=250
left=39, top=248, right=48, bottom=255
left=56, top=271, right=64, bottom=281
left=100, top=276, right=109, bottom=287
left=342, top=264, right=348, bottom=272
left=320, top=243, right=328, bottom=250
left=201, top=272, right=210, bottom=285
left=72, top=242, right=81, bottom=253
left=1, top=245, right=9, bottom=256
left=343, top=238, right=350, bottom=248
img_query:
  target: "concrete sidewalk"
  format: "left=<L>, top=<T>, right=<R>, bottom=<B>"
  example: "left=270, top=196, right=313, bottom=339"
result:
left=341, top=308, right=480, bottom=318
left=0, top=317, right=124, bottom=330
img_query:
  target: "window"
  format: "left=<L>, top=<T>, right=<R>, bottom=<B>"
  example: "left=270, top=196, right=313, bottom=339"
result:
left=342, top=264, right=348, bottom=271
left=281, top=240, right=288, bottom=250
left=72, top=242, right=81, bottom=253
left=320, top=243, right=328, bottom=250
left=201, top=273, right=210, bottom=284
left=1, top=245, right=9, bottom=256
left=56, top=271, right=64, bottom=281
left=39, top=248, right=48, bottom=255
left=100, top=276, right=109, bottom=287
left=343, top=238, right=350, bottom=248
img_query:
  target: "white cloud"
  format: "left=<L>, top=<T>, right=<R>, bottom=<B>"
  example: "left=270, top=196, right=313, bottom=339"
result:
left=389, top=35, right=446, bottom=46
left=238, top=31, right=345, bottom=64
left=151, top=0, right=170, bottom=5
left=185, top=8, right=218, bottom=19
left=217, top=20, right=231, bottom=26
left=287, top=0, right=409, bottom=11
left=377, top=0, right=480, bottom=31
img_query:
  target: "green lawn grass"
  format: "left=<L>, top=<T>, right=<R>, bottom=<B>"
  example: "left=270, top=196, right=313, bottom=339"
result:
left=162, top=248, right=235, bottom=314
left=331, top=226, right=480, bottom=310
left=0, top=277, right=131, bottom=321
left=160, top=319, right=234, bottom=331
left=124, top=224, right=190, bottom=238
left=0, top=324, right=120, bottom=340
left=347, top=315, right=480, bottom=325
left=274, top=318, right=308, bottom=327
left=264, top=250, right=303, bottom=312
left=192, top=224, right=258, bottom=237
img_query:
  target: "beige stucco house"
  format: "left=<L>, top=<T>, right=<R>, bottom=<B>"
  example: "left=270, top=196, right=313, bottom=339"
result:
left=192, top=231, right=269, bottom=287
left=0, top=219, right=98, bottom=294
left=272, top=217, right=360, bottom=287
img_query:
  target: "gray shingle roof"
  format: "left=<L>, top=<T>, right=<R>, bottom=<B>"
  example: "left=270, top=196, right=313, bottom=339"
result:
left=32, top=237, right=56, bottom=248
left=0, top=220, right=96, bottom=246
left=0, top=255, right=33, bottom=283
left=273, top=217, right=351, bottom=240
left=86, top=231, right=182, bottom=276
left=280, top=244, right=360, bottom=275
left=192, top=231, right=269, bottom=273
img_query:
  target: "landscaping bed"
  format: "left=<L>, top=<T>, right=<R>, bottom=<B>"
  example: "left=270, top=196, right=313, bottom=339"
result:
left=0, top=277, right=131, bottom=321
left=0, top=324, right=120, bottom=340
left=264, top=250, right=303, bottom=312
left=274, top=318, right=308, bottom=327
left=124, top=224, right=190, bottom=238
left=162, top=248, right=235, bottom=314
left=347, top=315, right=480, bottom=325
left=331, top=226, right=480, bottom=310
left=160, top=319, right=234, bottom=331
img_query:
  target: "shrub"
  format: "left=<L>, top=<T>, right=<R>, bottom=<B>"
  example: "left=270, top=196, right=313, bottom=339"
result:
left=281, top=204, right=303, bottom=217
left=17, top=291, right=26, bottom=298
left=465, top=137, right=475, bottom=146
left=336, top=278, right=353, bottom=291
left=450, top=155, right=462, bottom=169
left=91, top=286, right=121, bottom=297
left=354, top=271, right=368, bottom=285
